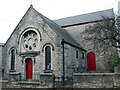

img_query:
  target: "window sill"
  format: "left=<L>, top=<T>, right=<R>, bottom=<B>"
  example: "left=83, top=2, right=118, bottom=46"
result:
left=9, top=72, right=20, bottom=75
left=43, top=70, right=53, bottom=73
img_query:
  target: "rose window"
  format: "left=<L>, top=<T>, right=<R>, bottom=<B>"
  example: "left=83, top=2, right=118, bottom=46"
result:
left=23, top=30, right=38, bottom=51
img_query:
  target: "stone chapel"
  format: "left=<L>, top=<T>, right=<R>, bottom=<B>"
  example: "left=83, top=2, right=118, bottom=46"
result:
left=0, top=5, right=119, bottom=88
left=1, top=4, right=86, bottom=80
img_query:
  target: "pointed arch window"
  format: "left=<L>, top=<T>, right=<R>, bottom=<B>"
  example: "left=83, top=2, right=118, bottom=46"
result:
left=45, top=46, right=51, bottom=70
left=10, top=49, right=15, bottom=71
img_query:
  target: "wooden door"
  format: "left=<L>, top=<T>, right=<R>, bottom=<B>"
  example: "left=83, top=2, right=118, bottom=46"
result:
left=26, top=58, right=33, bottom=79
left=87, top=52, right=96, bottom=71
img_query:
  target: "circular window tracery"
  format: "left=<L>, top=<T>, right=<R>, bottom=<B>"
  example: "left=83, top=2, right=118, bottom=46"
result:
left=22, top=30, right=38, bottom=51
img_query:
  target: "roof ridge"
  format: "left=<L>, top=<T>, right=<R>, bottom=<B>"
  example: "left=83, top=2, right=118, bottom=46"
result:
left=54, top=9, right=114, bottom=21
left=54, top=8, right=115, bottom=26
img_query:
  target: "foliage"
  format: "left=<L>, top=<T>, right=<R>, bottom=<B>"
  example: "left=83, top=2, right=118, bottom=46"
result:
left=83, top=15, right=120, bottom=52
left=83, top=17, right=116, bottom=52
left=108, top=54, right=120, bottom=73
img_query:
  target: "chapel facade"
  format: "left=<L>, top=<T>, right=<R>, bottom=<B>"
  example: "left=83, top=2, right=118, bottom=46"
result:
left=1, top=5, right=86, bottom=81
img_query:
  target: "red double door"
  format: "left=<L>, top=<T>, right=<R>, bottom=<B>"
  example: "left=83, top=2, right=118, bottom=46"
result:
left=25, top=58, right=33, bottom=79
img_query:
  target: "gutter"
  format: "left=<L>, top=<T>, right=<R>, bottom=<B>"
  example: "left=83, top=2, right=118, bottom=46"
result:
left=61, top=39, right=65, bottom=84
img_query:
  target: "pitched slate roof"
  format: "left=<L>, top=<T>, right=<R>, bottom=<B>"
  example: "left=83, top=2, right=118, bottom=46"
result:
left=32, top=6, right=86, bottom=51
left=54, top=9, right=115, bottom=27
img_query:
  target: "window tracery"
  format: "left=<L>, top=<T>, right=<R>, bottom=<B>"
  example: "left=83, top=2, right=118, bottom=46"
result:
left=22, top=30, right=38, bottom=51
left=18, top=28, right=41, bottom=53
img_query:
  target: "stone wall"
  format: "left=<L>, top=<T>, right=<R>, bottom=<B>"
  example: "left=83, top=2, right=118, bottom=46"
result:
left=0, top=44, right=3, bottom=80
left=2, top=73, right=54, bottom=88
left=2, top=72, right=120, bottom=88
left=73, top=73, right=115, bottom=88
left=64, top=43, right=87, bottom=76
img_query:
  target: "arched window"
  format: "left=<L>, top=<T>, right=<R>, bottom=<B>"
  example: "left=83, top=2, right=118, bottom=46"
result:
left=22, top=30, right=38, bottom=51
left=10, top=49, right=15, bottom=71
left=18, top=28, right=42, bottom=52
left=76, top=51, right=79, bottom=58
left=45, top=46, right=51, bottom=70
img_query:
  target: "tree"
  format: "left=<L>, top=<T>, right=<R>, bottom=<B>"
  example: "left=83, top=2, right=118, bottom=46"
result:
left=82, top=16, right=120, bottom=72
left=115, top=15, right=120, bottom=47
left=83, top=16, right=119, bottom=51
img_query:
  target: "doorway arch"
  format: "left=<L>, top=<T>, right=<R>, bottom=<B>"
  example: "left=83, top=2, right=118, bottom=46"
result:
left=25, top=58, right=33, bottom=79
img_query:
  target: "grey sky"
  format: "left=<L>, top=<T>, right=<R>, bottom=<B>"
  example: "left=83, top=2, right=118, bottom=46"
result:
left=0, top=0, right=119, bottom=43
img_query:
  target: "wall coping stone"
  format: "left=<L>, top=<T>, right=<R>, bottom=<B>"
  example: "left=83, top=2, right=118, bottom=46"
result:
left=40, top=73, right=53, bottom=76
left=73, top=73, right=114, bottom=76
left=18, top=81, right=40, bottom=85
left=0, top=80, right=8, bottom=83
left=9, top=72, right=20, bottom=75
left=0, top=43, right=4, bottom=46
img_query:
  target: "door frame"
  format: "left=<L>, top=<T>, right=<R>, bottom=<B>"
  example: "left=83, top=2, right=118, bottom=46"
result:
left=25, top=58, right=33, bottom=80
left=87, top=52, right=96, bottom=71
left=22, top=56, right=35, bottom=80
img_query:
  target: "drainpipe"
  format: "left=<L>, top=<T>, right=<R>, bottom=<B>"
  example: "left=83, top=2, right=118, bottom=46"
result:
left=61, top=39, right=65, bottom=84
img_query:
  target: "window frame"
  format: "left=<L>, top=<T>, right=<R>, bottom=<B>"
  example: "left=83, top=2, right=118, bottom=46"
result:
left=45, top=46, right=51, bottom=70
left=9, top=48, right=16, bottom=72
left=76, top=51, right=79, bottom=58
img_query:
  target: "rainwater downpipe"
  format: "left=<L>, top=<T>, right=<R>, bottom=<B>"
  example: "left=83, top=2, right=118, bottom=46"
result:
left=61, top=39, right=65, bottom=83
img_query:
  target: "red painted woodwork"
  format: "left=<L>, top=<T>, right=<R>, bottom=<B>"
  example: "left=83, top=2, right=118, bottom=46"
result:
left=87, top=52, right=96, bottom=71
left=26, top=58, right=33, bottom=79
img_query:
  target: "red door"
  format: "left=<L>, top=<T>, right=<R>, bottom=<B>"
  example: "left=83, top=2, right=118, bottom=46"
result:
left=26, top=58, right=33, bottom=79
left=87, top=52, right=96, bottom=71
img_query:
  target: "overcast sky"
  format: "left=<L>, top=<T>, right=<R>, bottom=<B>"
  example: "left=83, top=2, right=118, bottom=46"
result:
left=0, top=0, right=120, bottom=43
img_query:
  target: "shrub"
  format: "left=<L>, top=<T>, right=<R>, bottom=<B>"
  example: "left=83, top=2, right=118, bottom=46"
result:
left=108, top=54, right=120, bottom=73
